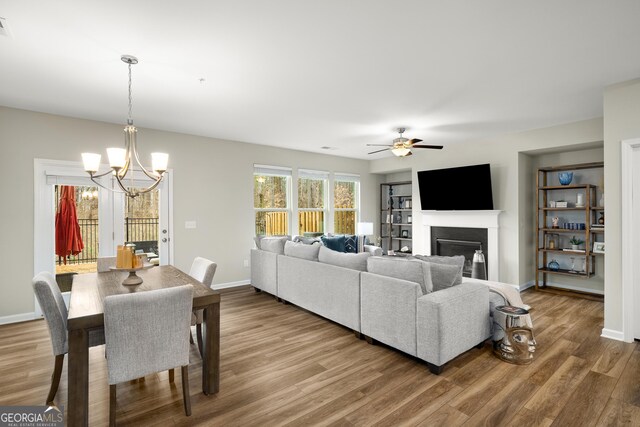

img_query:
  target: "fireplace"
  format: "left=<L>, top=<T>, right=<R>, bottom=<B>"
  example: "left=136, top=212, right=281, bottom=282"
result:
left=422, top=210, right=501, bottom=281
left=431, top=227, right=488, bottom=278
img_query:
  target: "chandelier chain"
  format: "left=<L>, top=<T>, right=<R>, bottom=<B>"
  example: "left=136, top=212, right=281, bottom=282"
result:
left=127, top=63, right=133, bottom=123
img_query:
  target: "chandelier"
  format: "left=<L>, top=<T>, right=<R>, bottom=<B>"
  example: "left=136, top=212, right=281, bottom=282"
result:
left=81, top=55, right=168, bottom=198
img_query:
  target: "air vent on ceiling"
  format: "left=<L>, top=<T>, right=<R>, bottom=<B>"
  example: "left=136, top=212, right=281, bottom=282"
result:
left=0, top=17, right=11, bottom=37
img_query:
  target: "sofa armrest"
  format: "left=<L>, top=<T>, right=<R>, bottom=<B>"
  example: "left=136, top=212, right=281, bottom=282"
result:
left=361, top=272, right=422, bottom=356
left=363, top=245, right=383, bottom=256
left=250, top=249, right=278, bottom=295
left=417, top=282, right=491, bottom=367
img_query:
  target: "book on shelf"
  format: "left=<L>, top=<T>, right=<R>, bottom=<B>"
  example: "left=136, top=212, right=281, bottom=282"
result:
left=591, top=224, right=604, bottom=228
left=562, top=248, right=585, bottom=253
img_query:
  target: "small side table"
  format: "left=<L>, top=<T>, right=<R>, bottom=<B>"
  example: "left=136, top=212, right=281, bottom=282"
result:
left=493, top=305, right=536, bottom=365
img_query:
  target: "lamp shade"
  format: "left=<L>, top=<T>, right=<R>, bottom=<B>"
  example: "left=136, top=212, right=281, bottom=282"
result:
left=81, top=153, right=101, bottom=173
left=107, top=148, right=127, bottom=169
left=357, top=222, right=374, bottom=235
left=151, top=152, right=169, bottom=173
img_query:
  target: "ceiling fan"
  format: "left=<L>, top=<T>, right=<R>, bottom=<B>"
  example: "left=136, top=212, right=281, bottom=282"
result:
left=367, top=128, right=443, bottom=157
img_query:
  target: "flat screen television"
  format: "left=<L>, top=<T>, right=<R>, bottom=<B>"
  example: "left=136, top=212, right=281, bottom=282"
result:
left=418, top=163, right=494, bottom=210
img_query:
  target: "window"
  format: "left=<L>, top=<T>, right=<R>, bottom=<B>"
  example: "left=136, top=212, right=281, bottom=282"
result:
left=298, top=169, right=328, bottom=235
left=334, top=173, right=359, bottom=234
left=254, top=165, right=291, bottom=236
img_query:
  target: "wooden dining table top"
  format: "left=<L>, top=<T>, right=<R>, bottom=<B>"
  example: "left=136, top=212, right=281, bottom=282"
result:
left=68, top=265, right=220, bottom=331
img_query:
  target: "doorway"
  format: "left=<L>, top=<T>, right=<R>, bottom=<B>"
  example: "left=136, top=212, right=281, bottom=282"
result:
left=34, top=159, right=173, bottom=314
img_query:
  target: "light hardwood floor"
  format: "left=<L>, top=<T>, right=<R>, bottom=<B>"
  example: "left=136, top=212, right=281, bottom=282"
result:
left=1, top=286, right=639, bottom=426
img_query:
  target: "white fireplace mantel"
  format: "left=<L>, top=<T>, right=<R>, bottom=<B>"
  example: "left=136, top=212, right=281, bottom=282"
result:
left=422, top=210, right=502, bottom=281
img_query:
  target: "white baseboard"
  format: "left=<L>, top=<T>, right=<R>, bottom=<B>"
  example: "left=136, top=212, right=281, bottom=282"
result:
left=601, top=328, right=625, bottom=341
left=212, top=279, right=250, bottom=290
left=0, top=312, right=40, bottom=326
left=519, top=281, right=536, bottom=292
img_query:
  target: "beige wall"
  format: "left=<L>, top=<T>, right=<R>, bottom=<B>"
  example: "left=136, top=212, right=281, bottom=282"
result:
left=370, top=118, right=604, bottom=287
left=603, top=78, right=640, bottom=333
left=0, top=107, right=381, bottom=318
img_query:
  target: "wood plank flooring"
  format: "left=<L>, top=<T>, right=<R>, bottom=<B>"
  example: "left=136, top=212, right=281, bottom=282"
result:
left=1, top=286, right=638, bottom=426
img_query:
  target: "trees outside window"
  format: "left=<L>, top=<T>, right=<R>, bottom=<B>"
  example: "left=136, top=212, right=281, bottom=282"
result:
left=298, top=170, right=328, bottom=235
left=254, top=166, right=291, bottom=235
left=334, top=175, right=359, bottom=234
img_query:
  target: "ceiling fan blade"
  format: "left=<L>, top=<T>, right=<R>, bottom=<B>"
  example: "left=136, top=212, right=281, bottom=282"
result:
left=411, top=144, right=444, bottom=150
left=366, top=144, right=394, bottom=147
left=368, top=148, right=391, bottom=154
left=407, top=138, right=423, bottom=145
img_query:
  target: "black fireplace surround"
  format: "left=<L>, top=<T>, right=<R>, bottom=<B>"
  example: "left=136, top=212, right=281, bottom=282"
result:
left=430, top=226, right=488, bottom=278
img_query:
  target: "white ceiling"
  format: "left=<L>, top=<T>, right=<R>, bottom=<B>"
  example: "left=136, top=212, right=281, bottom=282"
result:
left=1, top=1, right=639, bottom=159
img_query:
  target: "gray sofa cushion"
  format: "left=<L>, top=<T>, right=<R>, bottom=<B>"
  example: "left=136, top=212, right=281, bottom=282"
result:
left=258, top=236, right=291, bottom=254
left=318, top=246, right=370, bottom=271
left=293, top=235, right=321, bottom=245
left=284, top=240, right=321, bottom=261
left=254, top=235, right=291, bottom=251
left=425, top=262, right=463, bottom=291
left=414, top=255, right=464, bottom=289
left=366, top=256, right=433, bottom=294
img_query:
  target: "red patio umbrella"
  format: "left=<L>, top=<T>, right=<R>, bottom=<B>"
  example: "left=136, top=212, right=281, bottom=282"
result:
left=55, top=186, right=84, bottom=264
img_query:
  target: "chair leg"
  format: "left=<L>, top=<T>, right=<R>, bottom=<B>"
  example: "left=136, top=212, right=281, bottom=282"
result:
left=196, top=323, right=204, bottom=358
left=169, top=368, right=175, bottom=383
left=181, top=365, right=192, bottom=416
left=109, top=384, right=117, bottom=427
left=46, top=354, right=64, bottom=405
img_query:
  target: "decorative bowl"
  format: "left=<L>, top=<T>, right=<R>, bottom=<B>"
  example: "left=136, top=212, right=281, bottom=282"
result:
left=558, top=172, right=573, bottom=185
left=548, top=259, right=560, bottom=271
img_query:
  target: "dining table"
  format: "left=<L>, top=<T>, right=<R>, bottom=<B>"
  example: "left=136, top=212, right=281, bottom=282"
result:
left=66, top=265, right=221, bottom=426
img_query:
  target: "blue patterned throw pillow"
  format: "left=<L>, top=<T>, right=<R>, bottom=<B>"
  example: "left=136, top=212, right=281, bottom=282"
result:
left=321, top=235, right=346, bottom=252
left=344, top=234, right=357, bottom=253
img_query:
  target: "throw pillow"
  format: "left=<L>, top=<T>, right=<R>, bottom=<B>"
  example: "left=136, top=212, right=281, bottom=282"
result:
left=321, top=235, right=346, bottom=252
left=344, top=234, right=357, bottom=253
left=318, top=246, right=370, bottom=271
left=293, top=235, right=321, bottom=245
left=259, top=236, right=291, bottom=254
left=284, top=240, right=321, bottom=261
left=366, top=256, right=432, bottom=294
left=424, top=262, right=464, bottom=291
left=414, top=254, right=465, bottom=285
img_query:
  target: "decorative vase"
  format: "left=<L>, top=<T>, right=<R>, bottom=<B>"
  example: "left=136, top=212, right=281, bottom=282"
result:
left=471, top=249, right=487, bottom=280
left=548, top=259, right=560, bottom=271
left=599, top=193, right=604, bottom=207
left=558, top=172, right=573, bottom=186
left=571, top=244, right=579, bottom=251
left=598, top=213, right=605, bottom=225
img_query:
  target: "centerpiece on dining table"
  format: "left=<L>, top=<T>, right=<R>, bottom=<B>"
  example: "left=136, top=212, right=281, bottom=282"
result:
left=110, top=244, right=152, bottom=285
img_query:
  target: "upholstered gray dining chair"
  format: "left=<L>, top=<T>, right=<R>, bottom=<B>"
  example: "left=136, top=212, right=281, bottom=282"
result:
left=32, top=272, right=105, bottom=405
left=189, top=257, right=217, bottom=357
left=104, top=285, right=194, bottom=425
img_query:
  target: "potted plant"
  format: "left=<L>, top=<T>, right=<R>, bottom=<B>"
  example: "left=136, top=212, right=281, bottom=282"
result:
left=569, top=236, right=584, bottom=251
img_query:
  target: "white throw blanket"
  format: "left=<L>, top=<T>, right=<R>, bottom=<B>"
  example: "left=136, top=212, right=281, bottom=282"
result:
left=463, top=277, right=533, bottom=328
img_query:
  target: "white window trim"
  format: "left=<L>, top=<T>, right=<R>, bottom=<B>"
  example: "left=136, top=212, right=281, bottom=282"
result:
left=254, top=165, right=292, bottom=235
left=297, top=169, right=329, bottom=235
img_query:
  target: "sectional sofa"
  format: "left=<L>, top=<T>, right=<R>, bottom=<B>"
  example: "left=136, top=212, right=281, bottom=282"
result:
left=250, top=237, right=506, bottom=374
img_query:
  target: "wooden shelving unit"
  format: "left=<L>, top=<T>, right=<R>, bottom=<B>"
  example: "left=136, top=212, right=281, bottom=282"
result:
left=535, top=162, right=604, bottom=296
left=380, top=181, right=412, bottom=254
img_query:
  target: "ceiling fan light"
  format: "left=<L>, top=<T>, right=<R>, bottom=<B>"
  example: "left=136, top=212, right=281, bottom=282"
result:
left=392, top=147, right=411, bottom=157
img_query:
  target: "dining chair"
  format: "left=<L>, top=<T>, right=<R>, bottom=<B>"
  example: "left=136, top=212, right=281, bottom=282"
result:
left=32, top=272, right=105, bottom=405
left=97, top=256, right=117, bottom=272
left=189, top=257, right=217, bottom=357
left=104, top=285, right=194, bottom=425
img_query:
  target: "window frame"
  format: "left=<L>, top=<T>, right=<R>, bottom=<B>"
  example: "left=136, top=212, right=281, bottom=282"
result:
left=333, top=173, right=360, bottom=235
left=297, top=169, right=329, bottom=235
left=253, top=165, right=292, bottom=236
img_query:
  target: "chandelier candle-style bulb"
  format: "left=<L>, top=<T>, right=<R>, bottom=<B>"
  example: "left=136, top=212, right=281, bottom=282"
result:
left=151, top=153, right=169, bottom=173
left=82, top=153, right=101, bottom=173
left=107, top=148, right=127, bottom=170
